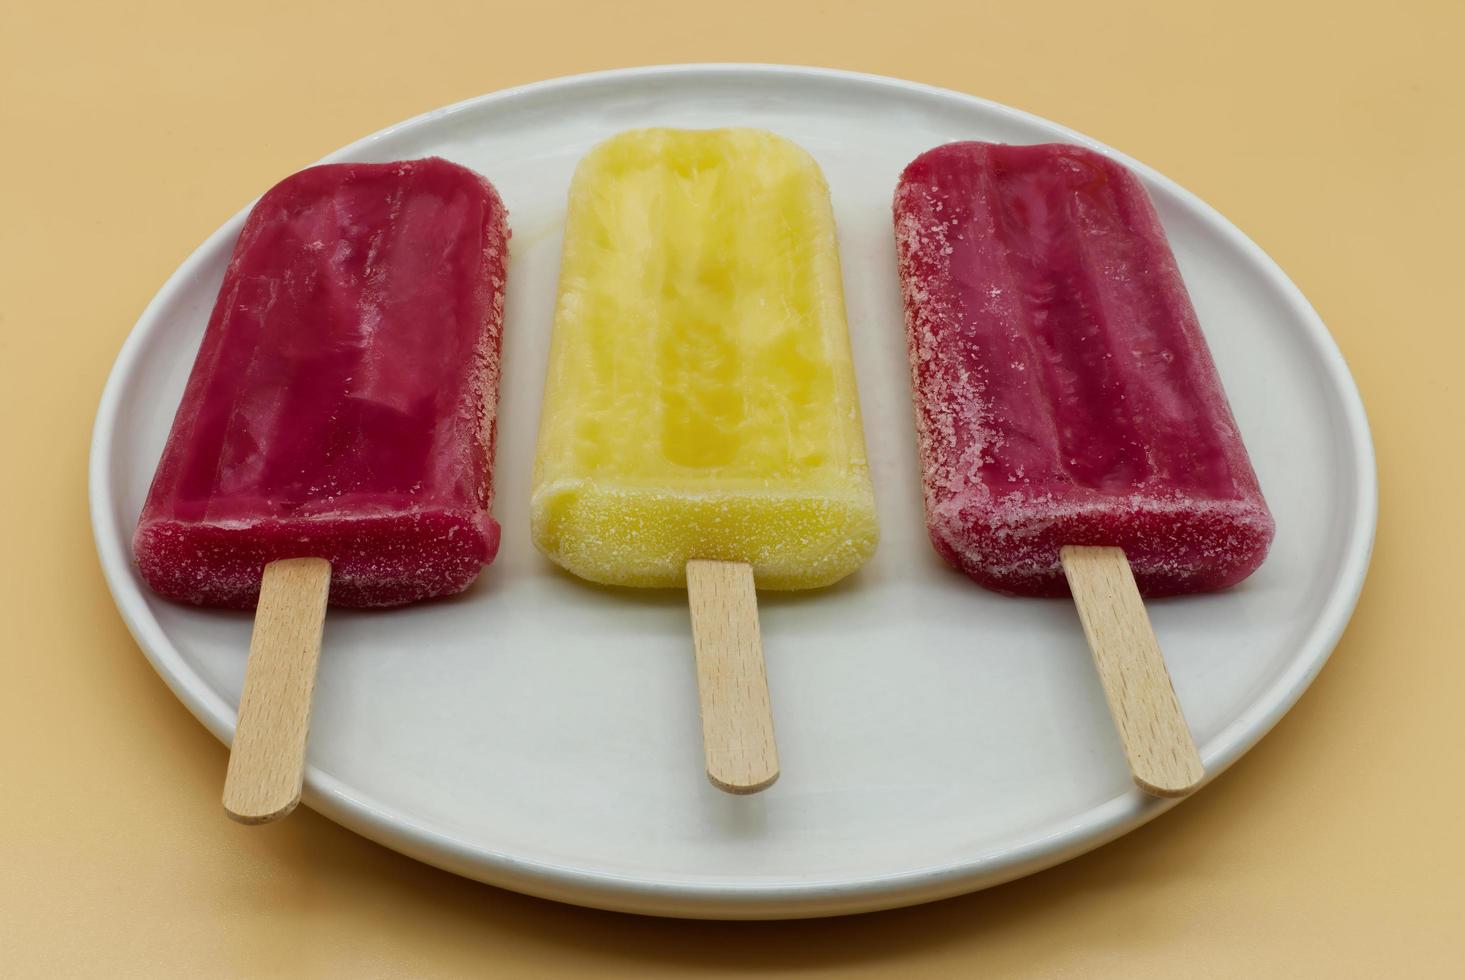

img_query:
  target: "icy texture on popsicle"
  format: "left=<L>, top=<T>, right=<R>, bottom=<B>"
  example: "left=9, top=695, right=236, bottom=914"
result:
left=134, top=157, right=508, bottom=609
left=531, top=129, right=878, bottom=589
left=893, top=141, right=1273, bottom=597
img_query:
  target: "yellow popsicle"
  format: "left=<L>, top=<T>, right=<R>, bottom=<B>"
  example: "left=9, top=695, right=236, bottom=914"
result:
left=531, top=128, right=878, bottom=589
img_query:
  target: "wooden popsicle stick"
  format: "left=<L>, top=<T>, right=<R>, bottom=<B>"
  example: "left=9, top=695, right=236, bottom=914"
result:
left=222, top=557, right=332, bottom=824
left=1059, top=545, right=1204, bottom=798
left=685, top=560, right=780, bottom=795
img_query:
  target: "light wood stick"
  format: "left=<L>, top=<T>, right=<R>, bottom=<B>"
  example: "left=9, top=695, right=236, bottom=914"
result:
left=222, top=557, right=332, bottom=824
left=1060, top=545, right=1204, bottom=798
left=685, top=560, right=780, bottom=795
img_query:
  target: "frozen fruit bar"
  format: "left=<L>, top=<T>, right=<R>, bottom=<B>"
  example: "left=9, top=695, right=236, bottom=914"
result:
left=134, top=157, right=509, bottom=608
left=893, top=141, right=1273, bottom=597
left=531, top=128, right=878, bottom=589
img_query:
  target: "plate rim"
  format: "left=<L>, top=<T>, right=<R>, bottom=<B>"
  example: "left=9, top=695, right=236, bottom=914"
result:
left=88, top=62, right=1378, bottom=918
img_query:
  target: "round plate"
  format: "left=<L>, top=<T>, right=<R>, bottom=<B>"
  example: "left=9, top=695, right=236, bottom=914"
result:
left=90, top=65, right=1375, bottom=919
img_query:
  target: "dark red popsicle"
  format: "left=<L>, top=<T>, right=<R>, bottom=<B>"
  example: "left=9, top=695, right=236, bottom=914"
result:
left=134, top=157, right=509, bottom=608
left=894, top=141, right=1273, bottom=597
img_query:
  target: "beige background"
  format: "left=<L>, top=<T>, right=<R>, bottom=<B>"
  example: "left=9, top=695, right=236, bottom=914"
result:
left=2, top=0, right=1460, bottom=975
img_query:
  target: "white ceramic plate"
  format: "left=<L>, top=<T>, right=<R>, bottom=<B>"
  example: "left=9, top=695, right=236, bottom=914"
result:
left=90, top=65, right=1375, bottom=919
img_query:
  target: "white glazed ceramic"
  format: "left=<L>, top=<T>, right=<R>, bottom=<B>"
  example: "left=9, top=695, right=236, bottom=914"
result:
left=90, top=65, right=1375, bottom=919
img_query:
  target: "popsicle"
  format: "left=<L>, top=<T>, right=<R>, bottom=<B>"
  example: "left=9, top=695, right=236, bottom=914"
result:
left=893, top=141, right=1274, bottom=795
left=134, top=157, right=509, bottom=820
left=533, top=129, right=878, bottom=792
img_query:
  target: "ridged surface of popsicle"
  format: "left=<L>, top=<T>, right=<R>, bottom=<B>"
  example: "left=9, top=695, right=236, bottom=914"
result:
left=135, top=158, right=508, bottom=608
left=532, top=129, right=877, bottom=589
left=894, top=141, right=1273, bottom=597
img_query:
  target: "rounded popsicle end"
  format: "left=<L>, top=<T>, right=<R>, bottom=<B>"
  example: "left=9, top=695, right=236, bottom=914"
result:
left=706, top=766, right=781, bottom=797
left=223, top=795, right=302, bottom=826
left=1132, top=756, right=1206, bottom=799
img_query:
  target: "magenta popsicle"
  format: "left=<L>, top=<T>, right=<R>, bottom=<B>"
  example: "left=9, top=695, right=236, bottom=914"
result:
left=893, top=141, right=1273, bottom=597
left=134, top=157, right=509, bottom=608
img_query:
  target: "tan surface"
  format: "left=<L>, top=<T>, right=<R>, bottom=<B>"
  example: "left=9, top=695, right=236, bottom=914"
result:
left=1, top=0, right=1459, bottom=975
